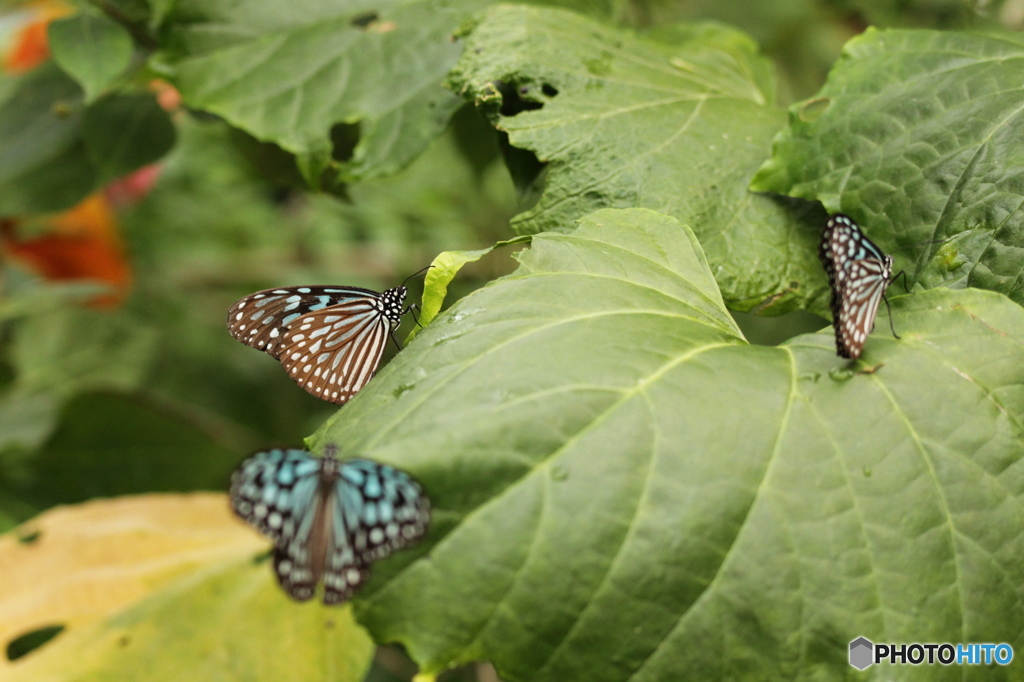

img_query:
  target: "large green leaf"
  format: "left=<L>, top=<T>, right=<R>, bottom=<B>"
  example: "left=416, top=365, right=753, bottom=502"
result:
left=0, top=307, right=158, bottom=455
left=308, top=208, right=1024, bottom=681
left=0, top=64, right=96, bottom=214
left=11, top=308, right=159, bottom=398
left=152, top=0, right=630, bottom=185
left=447, top=6, right=825, bottom=313
left=0, top=64, right=175, bottom=214
left=155, top=0, right=476, bottom=185
left=0, top=308, right=241, bottom=526
left=751, top=28, right=1024, bottom=308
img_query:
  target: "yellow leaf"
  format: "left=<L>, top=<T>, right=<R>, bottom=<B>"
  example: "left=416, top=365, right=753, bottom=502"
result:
left=0, top=493, right=374, bottom=681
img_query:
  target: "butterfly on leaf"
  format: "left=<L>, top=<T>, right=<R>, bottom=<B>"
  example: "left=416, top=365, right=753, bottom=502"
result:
left=227, top=284, right=411, bottom=404
left=819, top=214, right=900, bottom=359
left=230, top=446, right=430, bottom=604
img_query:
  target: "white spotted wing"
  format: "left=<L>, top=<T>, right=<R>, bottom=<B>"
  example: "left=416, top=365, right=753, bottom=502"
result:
left=230, top=448, right=431, bottom=604
left=227, top=285, right=408, bottom=404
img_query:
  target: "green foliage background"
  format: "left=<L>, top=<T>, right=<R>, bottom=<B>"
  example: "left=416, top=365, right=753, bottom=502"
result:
left=2, top=0, right=1024, bottom=680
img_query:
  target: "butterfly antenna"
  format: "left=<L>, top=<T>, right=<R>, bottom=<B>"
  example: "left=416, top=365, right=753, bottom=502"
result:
left=401, top=265, right=434, bottom=288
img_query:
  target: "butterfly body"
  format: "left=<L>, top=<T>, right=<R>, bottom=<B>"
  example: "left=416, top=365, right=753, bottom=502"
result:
left=227, top=285, right=408, bottom=403
left=819, top=214, right=895, bottom=359
left=230, top=448, right=430, bottom=604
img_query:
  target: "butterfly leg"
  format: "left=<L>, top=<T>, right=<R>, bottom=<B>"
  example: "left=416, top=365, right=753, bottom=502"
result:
left=891, top=270, right=909, bottom=294
left=405, top=303, right=423, bottom=328
left=882, top=293, right=901, bottom=340
left=388, top=328, right=403, bottom=351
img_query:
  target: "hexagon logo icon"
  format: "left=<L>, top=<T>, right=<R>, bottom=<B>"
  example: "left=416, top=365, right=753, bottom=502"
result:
left=849, top=636, right=874, bottom=670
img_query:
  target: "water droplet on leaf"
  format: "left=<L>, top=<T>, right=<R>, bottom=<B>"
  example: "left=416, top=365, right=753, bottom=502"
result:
left=829, top=366, right=856, bottom=381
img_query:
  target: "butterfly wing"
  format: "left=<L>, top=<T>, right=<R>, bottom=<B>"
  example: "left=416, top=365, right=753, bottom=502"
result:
left=321, top=458, right=431, bottom=605
left=277, top=299, right=391, bottom=404
left=835, top=260, right=891, bottom=358
left=819, top=217, right=843, bottom=323
left=820, top=215, right=893, bottom=359
left=229, top=449, right=327, bottom=602
left=227, top=286, right=383, bottom=358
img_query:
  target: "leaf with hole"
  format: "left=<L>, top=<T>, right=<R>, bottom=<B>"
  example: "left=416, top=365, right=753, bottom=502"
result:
left=306, top=207, right=1024, bottom=681
left=752, top=28, right=1024, bottom=309
left=448, top=6, right=825, bottom=313
left=0, top=494, right=373, bottom=681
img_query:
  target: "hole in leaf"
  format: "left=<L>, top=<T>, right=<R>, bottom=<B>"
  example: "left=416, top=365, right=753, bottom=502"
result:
left=329, top=121, right=360, bottom=163
left=18, top=529, right=41, bottom=545
left=6, top=624, right=65, bottom=661
left=541, top=83, right=558, bottom=97
left=491, top=80, right=544, bottom=117
left=350, top=11, right=379, bottom=29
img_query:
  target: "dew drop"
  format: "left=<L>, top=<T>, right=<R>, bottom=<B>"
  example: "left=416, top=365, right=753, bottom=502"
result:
left=829, top=366, right=856, bottom=381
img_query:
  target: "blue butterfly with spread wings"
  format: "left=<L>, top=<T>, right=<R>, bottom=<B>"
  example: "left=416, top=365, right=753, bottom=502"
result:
left=230, top=446, right=430, bottom=604
left=227, top=284, right=410, bottom=404
left=819, top=214, right=899, bottom=359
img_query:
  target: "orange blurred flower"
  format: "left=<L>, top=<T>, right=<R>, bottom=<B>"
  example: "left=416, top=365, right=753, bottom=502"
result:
left=2, top=2, right=72, bottom=72
left=2, top=4, right=173, bottom=308
left=2, top=193, right=132, bottom=308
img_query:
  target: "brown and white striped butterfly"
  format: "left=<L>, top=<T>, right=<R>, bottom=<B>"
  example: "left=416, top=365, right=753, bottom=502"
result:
left=227, top=285, right=409, bottom=403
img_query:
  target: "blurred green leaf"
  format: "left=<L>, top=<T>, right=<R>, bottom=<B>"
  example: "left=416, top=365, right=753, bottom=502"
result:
left=12, top=307, right=158, bottom=397
left=304, top=208, right=1024, bottom=680
left=0, top=306, right=245, bottom=516
left=48, top=12, right=134, bottom=103
left=752, top=28, right=1024, bottom=308
left=0, top=389, right=59, bottom=456
left=15, top=392, right=240, bottom=507
left=837, top=0, right=1009, bottom=29
left=0, top=282, right=109, bottom=321
left=0, top=64, right=94, bottom=213
left=448, top=6, right=825, bottom=313
left=83, top=94, right=176, bottom=182
left=0, top=64, right=175, bottom=214
left=156, top=0, right=473, bottom=184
